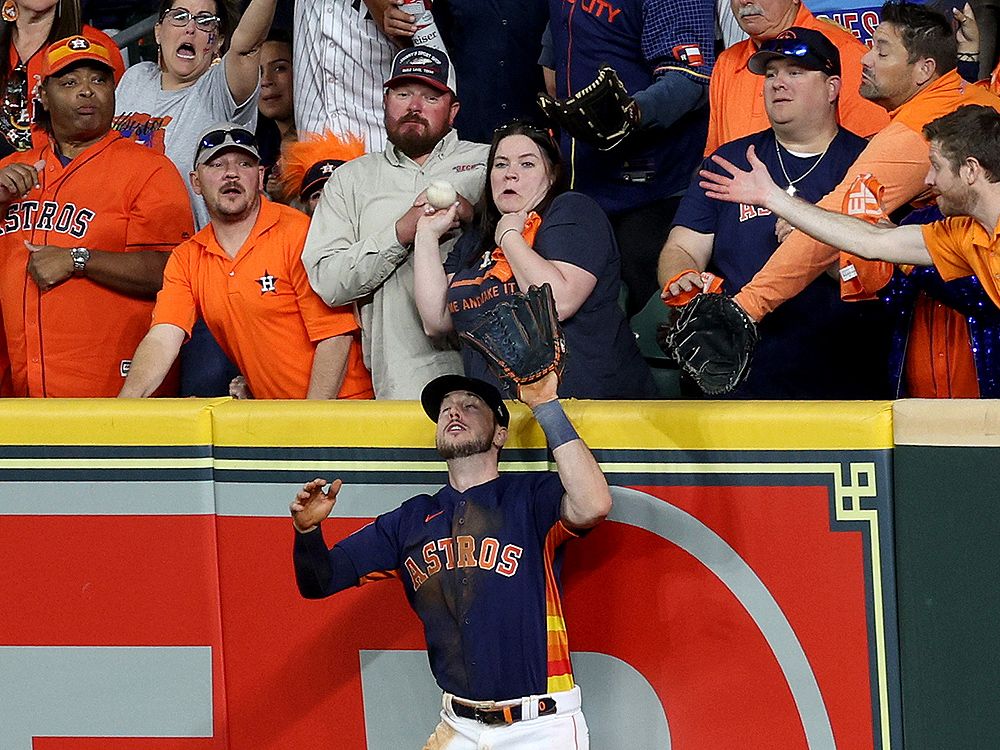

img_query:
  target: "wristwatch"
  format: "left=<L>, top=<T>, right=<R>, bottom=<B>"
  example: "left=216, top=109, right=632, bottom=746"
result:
left=70, top=247, right=90, bottom=274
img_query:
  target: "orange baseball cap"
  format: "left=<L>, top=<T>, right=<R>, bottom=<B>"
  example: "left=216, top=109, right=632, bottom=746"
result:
left=41, top=34, right=119, bottom=82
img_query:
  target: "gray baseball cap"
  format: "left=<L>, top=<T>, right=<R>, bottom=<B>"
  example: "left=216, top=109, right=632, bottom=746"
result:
left=193, top=122, right=260, bottom=168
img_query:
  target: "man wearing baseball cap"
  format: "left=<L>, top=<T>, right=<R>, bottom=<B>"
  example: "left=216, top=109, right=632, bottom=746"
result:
left=120, top=122, right=372, bottom=401
left=301, top=45, right=489, bottom=399
left=657, top=26, right=892, bottom=399
left=291, top=369, right=610, bottom=747
left=0, top=32, right=192, bottom=397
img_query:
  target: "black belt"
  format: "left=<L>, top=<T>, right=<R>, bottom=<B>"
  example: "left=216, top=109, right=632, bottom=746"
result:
left=451, top=696, right=558, bottom=726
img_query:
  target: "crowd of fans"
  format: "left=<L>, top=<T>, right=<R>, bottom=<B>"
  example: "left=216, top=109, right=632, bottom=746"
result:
left=1, top=0, right=999, bottom=401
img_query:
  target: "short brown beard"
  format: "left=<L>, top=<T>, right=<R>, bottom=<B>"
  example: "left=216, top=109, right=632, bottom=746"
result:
left=436, top=431, right=494, bottom=460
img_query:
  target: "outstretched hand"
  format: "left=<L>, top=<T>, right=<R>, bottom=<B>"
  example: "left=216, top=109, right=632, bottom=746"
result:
left=519, top=370, right=558, bottom=408
left=290, top=478, right=342, bottom=532
left=699, top=145, right=779, bottom=209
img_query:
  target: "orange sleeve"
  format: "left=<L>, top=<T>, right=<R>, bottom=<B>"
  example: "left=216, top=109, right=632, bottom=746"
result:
left=921, top=219, right=976, bottom=281
left=150, top=245, right=198, bottom=337
left=734, top=122, right=931, bottom=319
left=125, top=155, right=195, bottom=251
left=704, top=66, right=725, bottom=156
left=286, top=224, right=361, bottom=343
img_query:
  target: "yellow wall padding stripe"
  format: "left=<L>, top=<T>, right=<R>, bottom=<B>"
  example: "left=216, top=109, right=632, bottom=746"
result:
left=0, top=398, right=228, bottom=445
left=893, top=399, right=1000, bottom=447
left=0, top=399, right=895, bottom=451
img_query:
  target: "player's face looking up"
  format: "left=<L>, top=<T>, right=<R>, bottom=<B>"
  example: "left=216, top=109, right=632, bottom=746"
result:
left=39, top=63, right=114, bottom=145
left=192, top=148, right=264, bottom=222
left=859, top=23, right=921, bottom=111
left=763, top=60, right=839, bottom=129
left=731, top=0, right=799, bottom=41
left=490, top=134, right=556, bottom=216
left=435, top=391, right=506, bottom=460
left=155, top=0, right=223, bottom=88
left=383, top=82, right=459, bottom=159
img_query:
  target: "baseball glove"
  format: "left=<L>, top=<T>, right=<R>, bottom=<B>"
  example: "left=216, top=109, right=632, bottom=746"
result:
left=537, top=65, right=640, bottom=151
left=658, top=293, right=758, bottom=395
left=459, top=283, right=567, bottom=388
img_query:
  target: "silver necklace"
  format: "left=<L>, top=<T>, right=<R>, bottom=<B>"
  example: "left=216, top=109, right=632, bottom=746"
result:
left=775, top=139, right=831, bottom=197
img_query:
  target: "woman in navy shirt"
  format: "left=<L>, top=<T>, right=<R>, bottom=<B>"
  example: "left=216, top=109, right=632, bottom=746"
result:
left=413, top=122, right=655, bottom=399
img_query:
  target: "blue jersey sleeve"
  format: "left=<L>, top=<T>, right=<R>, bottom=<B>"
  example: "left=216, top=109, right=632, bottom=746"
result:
left=672, top=153, right=722, bottom=235
left=444, top=228, right=481, bottom=276
left=642, top=0, right=716, bottom=82
left=334, top=505, right=408, bottom=581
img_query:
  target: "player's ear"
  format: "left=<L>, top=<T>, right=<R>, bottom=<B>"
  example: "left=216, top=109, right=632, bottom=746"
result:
left=493, top=424, right=508, bottom=450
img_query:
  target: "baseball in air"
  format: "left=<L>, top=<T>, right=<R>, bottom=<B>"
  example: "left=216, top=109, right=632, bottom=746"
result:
left=426, top=180, right=457, bottom=210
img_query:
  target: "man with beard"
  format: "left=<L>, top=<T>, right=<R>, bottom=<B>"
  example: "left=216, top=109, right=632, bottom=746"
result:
left=291, top=372, right=610, bottom=748
left=701, top=104, right=1000, bottom=312
left=301, top=46, right=489, bottom=399
left=119, top=123, right=372, bottom=400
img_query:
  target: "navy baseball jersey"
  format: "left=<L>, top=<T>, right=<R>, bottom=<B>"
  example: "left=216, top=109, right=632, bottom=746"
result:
left=294, top=473, right=578, bottom=701
left=673, top=127, right=893, bottom=398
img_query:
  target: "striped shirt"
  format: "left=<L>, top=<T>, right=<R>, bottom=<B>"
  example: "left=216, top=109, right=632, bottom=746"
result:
left=293, top=0, right=397, bottom=150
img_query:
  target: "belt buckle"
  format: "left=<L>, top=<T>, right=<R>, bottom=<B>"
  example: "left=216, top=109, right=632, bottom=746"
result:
left=474, top=706, right=508, bottom=726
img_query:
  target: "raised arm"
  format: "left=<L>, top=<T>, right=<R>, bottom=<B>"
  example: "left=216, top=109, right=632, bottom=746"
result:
left=225, top=0, right=278, bottom=104
left=520, top=373, right=611, bottom=530
left=701, top=145, right=934, bottom=266
left=412, top=203, right=459, bottom=336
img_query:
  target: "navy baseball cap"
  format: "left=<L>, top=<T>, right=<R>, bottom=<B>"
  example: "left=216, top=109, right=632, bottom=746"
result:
left=421, top=375, right=510, bottom=427
left=748, top=27, right=841, bottom=76
left=385, top=46, right=456, bottom=95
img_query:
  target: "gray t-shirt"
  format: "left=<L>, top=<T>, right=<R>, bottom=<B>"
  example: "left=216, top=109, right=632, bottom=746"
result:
left=113, top=56, right=258, bottom=229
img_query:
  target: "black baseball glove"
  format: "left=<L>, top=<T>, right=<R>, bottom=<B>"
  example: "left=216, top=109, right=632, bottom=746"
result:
left=537, top=65, right=640, bottom=151
left=657, top=293, right=758, bottom=395
left=460, top=283, right=567, bottom=389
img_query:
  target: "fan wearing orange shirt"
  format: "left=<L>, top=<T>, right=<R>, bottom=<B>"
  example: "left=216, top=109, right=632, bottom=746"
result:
left=119, top=123, right=372, bottom=400
left=701, top=103, right=1000, bottom=315
left=706, top=0, right=889, bottom=155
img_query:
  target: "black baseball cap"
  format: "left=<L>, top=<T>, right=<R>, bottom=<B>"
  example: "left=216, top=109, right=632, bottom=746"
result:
left=748, top=27, right=841, bottom=77
left=421, top=375, right=510, bottom=427
left=300, top=158, right=345, bottom=202
left=385, top=46, right=456, bottom=95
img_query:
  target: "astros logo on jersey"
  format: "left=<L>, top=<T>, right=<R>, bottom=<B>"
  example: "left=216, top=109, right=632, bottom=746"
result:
left=2, top=200, right=94, bottom=238
left=404, top=535, right=524, bottom=591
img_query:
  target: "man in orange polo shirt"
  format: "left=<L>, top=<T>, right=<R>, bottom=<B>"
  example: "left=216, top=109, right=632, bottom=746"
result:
left=706, top=0, right=889, bottom=154
left=119, top=123, right=372, bottom=400
left=0, top=33, right=193, bottom=397
left=700, top=104, right=1000, bottom=310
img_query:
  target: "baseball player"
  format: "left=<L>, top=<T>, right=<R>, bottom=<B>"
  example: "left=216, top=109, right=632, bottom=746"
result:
left=0, top=32, right=193, bottom=397
left=291, top=371, right=610, bottom=749
left=119, top=123, right=372, bottom=400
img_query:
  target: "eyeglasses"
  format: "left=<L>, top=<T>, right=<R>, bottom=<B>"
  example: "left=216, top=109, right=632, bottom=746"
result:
left=199, top=127, right=256, bottom=152
left=161, top=7, right=221, bottom=33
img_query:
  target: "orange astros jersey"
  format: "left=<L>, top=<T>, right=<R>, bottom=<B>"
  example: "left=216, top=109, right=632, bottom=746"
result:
left=0, top=131, right=193, bottom=397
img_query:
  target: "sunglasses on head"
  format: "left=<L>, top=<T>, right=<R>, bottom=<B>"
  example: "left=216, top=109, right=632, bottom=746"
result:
left=493, top=120, right=556, bottom=141
left=199, top=127, right=256, bottom=152
left=161, top=7, right=221, bottom=33
left=761, top=39, right=812, bottom=57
